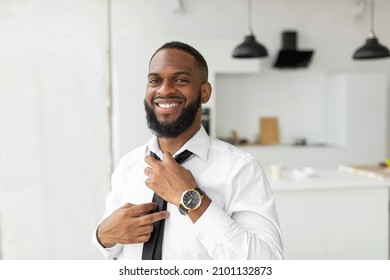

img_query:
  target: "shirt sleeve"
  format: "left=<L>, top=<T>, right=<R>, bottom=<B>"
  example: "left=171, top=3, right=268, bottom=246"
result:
left=193, top=158, right=283, bottom=260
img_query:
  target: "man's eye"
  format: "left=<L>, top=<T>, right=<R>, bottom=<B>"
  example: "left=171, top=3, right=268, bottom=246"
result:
left=149, top=79, right=161, bottom=85
left=175, top=79, right=188, bottom=84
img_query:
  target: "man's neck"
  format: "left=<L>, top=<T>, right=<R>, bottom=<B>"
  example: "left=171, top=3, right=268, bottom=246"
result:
left=157, top=124, right=200, bottom=155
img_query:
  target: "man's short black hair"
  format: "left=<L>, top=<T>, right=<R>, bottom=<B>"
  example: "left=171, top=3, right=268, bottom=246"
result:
left=150, top=41, right=209, bottom=82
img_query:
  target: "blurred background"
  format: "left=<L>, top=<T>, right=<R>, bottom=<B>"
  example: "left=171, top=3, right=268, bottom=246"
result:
left=0, top=0, right=389, bottom=259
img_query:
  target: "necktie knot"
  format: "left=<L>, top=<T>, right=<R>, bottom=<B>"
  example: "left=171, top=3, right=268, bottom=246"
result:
left=150, top=150, right=193, bottom=164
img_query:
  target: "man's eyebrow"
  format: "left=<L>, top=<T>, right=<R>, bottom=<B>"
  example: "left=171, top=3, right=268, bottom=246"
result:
left=173, top=71, right=192, bottom=76
left=147, top=71, right=192, bottom=77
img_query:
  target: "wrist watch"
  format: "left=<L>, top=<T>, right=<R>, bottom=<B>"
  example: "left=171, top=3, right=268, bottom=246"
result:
left=178, top=187, right=205, bottom=215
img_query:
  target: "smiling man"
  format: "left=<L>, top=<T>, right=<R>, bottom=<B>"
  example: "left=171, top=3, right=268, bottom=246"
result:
left=93, top=41, right=283, bottom=260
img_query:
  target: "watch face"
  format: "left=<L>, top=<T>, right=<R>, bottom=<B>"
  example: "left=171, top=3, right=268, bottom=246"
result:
left=182, top=190, right=201, bottom=209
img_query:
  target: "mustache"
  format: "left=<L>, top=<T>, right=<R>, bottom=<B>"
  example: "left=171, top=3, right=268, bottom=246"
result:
left=152, top=95, right=185, bottom=103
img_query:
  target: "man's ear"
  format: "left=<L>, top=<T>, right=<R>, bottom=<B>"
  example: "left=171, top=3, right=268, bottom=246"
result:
left=200, top=82, right=212, bottom=104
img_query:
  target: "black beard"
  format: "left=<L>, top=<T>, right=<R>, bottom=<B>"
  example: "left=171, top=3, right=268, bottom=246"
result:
left=144, top=94, right=201, bottom=138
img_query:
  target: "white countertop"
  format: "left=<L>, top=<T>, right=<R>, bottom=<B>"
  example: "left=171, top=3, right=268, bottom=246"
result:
left=269, top=169, right=390, bottom=192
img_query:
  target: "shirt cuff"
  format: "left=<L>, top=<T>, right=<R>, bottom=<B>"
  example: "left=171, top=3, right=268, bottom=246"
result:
left=91, top=227, right=123, bottom=259
left=193, top=200, right=233, bottom=242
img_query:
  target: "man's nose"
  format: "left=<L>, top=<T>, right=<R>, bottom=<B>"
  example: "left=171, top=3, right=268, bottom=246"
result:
left=156, top=80, right=176, bottom=96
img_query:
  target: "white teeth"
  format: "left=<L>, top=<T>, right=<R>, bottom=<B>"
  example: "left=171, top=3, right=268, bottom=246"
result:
left=158, top=103, right=178, bottom=109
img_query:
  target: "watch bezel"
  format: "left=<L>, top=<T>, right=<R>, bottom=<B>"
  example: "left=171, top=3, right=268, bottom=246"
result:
left=179, top=187, right=204, bottom=215
left=181, top=189, right=202, bottom=210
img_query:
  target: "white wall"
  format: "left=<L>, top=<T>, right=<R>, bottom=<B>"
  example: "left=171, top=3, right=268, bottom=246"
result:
left=111, top=0, right=390, bottom=167
left=0, top=0, right=111, bottom=259
left=216, top=72, right=326, bottom=144
left=0, top=0, right=389, bottom=260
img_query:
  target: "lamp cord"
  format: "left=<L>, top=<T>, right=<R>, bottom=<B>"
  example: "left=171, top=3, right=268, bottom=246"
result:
left=247, top=0, right=252, bottom=34
left=370, top=0, right=374, bottom=34
left=370, top=0, right=375, bottom=37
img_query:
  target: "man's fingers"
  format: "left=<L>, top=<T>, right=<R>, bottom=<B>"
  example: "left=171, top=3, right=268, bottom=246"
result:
left=128, top=202, right=157, bottom=217
left=139, top=224, right=154, bottom=235
left=145, top=155, right=159, bottom=166
left=144, top=166, right=152, bottom=177
left=120, top=202, right=135, bottom=209
left=140, top=210, right=170, bottom=225
left=162, top=151, right=173, bottom=162
left=136, top=233, right=152, bottom=244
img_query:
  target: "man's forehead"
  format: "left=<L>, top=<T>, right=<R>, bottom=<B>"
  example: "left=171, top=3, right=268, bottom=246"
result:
left=150, top=49, right=196, bottom=68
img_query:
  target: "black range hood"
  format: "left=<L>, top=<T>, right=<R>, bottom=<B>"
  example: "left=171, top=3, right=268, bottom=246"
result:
left=274, top=31, right=314, bottom=68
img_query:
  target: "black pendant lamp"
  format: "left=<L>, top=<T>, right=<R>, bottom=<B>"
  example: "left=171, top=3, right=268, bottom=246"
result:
left=232, top=0, right=268, bottom=58
left=353, top=0, right=390, bottom=60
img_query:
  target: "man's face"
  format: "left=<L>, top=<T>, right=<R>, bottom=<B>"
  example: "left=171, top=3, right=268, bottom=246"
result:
left=144, top=49, right=205, bottom=138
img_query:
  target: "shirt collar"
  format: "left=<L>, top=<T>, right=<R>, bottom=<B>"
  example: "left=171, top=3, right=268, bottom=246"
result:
left=146, top=126, right=210, bottom=162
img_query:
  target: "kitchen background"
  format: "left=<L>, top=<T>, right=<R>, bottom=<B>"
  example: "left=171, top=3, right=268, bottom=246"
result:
left=0, top=0, right=389, bottom=259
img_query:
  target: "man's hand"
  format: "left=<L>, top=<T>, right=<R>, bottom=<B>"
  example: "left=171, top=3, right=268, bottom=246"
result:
left=97, top=202, right=169, bottom=248
left=144, top=152, right=197, bottom=206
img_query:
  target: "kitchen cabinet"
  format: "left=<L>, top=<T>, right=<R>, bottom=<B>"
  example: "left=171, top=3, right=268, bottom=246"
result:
left=271, top=170, right=390, bottom=259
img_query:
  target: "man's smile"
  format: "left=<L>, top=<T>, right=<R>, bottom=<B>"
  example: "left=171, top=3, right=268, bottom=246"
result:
left=153, top=97, right=185, bottom=114
left=156, top=102, right=179, bottom=109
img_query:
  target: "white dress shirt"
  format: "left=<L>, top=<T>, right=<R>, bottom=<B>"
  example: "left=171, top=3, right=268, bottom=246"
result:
left=92, top=126, right=283, bottom=260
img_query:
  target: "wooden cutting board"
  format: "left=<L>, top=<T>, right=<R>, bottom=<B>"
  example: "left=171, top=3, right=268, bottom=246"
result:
left=259, top=117, right=280, bottom=144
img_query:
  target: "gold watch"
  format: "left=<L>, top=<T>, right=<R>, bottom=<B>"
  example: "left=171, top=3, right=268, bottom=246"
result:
left=178, top=187, right=205, bottom=215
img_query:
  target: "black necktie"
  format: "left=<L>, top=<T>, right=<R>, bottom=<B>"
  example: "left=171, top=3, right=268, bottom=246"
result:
left=142, top=149, right=193, bottom=260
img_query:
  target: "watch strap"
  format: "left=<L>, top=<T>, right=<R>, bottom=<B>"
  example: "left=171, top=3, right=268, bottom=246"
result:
left=178, top=204, right=189, bottom=215
left=194, top=186, right=204, bottom=196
